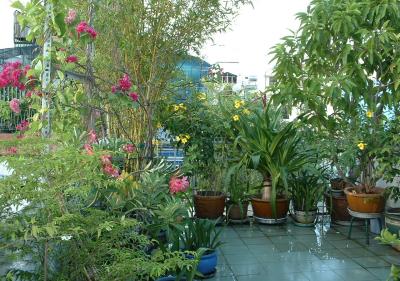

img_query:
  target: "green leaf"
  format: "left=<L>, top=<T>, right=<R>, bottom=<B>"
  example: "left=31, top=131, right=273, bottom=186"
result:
left=11, top=1, right=24, bottom=10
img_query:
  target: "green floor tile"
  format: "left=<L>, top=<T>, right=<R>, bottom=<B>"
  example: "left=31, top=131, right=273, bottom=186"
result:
left=335, top=268, right=380, bottom=281
left=366, top=267, right=392, bottom=280
left=230, top=263, right=266, bottom=276
left=243, top=237, right=272, bottom=245
left=328, top=239, right=362, bottom=249
left=322, top=258, right=364, bottom=270
left=352, top=256, right=390, bottom=268
left=337, top=247, right=375, bottom=258
left=303, top=270, right=344, bottom=281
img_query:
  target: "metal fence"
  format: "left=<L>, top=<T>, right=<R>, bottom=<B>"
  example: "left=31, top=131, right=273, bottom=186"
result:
left=0, top=87, right=34, bottom=133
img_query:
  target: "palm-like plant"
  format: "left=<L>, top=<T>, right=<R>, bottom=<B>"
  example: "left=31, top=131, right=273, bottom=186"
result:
left=233, top=104, right=311, bottom=214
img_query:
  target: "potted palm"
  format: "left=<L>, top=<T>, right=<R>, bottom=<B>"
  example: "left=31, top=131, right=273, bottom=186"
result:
left=233, top=105, right=310, bottom=223
left=290, top=168, right=326, bottom=225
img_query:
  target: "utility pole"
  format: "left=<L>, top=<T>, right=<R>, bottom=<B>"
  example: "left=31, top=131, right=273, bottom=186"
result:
left=41, top=0, right=52, bottom=138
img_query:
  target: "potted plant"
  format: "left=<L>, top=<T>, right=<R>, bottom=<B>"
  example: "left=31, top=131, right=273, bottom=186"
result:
left=290, top=168, right=326, bottom=225
left=233, top=105, right=310, bottom=223
left=176, top=218, right=223, bottom=277
left=224, top=164, right=262, bottom=222
left=376, top=229, right=400, bottom=279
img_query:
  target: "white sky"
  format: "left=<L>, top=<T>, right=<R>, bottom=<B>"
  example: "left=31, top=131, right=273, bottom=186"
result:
left=0, top=0, right=311, bottom=89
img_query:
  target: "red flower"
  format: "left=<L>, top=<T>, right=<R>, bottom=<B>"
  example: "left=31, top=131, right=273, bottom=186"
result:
left=100, top=154, right=112, bottom=166
left=66, top=55, right=78, bottom=63
left=122, top=143, right=135, bottom=153
left=16, top=120, right=29, bottom=131
left=26, top=91, right=32, bottom=98
left=76, top=21, right=88, bottom=33
left=9, top=98, right=20, bottom=114
left=118, top=74, right=132, bottom=91
left=7, top=147, right=18, bottom=154
left=111, top=85, right=118, bottom=93
left=86, top=27, right=97, bottom=39
left=83, top=144, right=94, bottom=155
left=169, top=176, right=190, bottom=194
left=87, top=129, right=97, bottom=144
left=129, top=92, right=139, bottom=102
left=103, top=164, right=119, bottom=178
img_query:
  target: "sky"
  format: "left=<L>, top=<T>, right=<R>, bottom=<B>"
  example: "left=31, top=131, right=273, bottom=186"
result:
left=0, top=0, right=311, bottom=89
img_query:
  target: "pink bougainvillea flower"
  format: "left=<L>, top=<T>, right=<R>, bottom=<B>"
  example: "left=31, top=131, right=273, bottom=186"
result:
left=64, top=9, right=77, bottom=24
left=169, top=176, right=190, bottom=194
left=122, top=143, right=135, bottom=153
left=66, top=55, right=78, bottom=63
left=7, top=147, right=18, bottom=154
left=16, top=120, right=29, bottom=131
left=25, top=91, right=32, bottom=98
left=86, top=27, right=97, bottom=39
left=83, top=143, right=94, bottom=155
left=9, top=98, right=21, bottom=114
left=118, top=74, right=132, bottom=91
left=76, top=21, right=88, bottom=33
left=87, top=129, right=97, bottom=144
left=111, top=85, right=118, bottom=93
left=100, top=154, right=112, bottom=166
left=103, top=164, right=119, bottom=178
left=129, top=92, right=139, bottom=102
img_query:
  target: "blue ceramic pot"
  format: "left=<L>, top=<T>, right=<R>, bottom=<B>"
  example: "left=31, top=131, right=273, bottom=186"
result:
left=197, top=251, right=217, bottom=275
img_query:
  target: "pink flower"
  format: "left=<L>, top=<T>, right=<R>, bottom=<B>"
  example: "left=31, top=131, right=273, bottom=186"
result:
left=25, top=91, right=32, bottom=98
left=111, top=85, right=118, bottom=93
left=129, top=92, right=138, bottom=102
left=76, top=21, right=88, bottom=33
left=66, top=55, right=78, bottom=63
left=103, top=164, right=119, bottom=178
left=7, top=147, right=18, bottom=154
left=122, top=143, right=135, bottom=153
left=169, top=176, right=190, bottom=194
left=83, top=143, right=94, bottom=155
left=87, top=129, right=97, bottom=144
left=118, top=74, right=132, bottom=91
left=65, top=9, right=77, bottom=24
left=9, top=98, right=20, bottom=114
left=16, top=120, right=29, bottom=131
left=100, top=154, right=112, bottom=165
left=86, top=27, right=97, bottom=39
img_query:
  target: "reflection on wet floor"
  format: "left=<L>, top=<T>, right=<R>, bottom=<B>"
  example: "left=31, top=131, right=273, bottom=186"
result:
left=212, top=217, right=398, bottom=281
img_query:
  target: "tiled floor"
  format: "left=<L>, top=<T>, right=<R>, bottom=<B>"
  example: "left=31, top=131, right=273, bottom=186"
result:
left=210, top=219, right=399, bottom=281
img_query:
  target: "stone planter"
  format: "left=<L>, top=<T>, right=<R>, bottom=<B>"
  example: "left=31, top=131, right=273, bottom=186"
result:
left=292, top=209, right=317, bottom=225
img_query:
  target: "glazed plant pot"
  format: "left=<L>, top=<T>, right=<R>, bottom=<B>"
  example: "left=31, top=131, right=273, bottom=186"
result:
left=292, top=209, right=317, bottom=224
left=386, top=209, right=400, bottom=233
left=251, top=197, right=289, bottom=220
left=344, top=186, right=385, bottom=213
left=325, top=192, right=352, bottom=222
left=197, top=251, right=217, bottom=276
left=194, top=191, right=226, bottom=219
left=227, top=201, right=249, bottom=221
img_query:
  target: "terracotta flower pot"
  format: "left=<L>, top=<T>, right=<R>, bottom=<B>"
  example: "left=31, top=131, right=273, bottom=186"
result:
left=194, top=191, right=226, bottom=219
left=344, top=186, right=385, bottom=213
left=325, top=192, right=352, bottom=222
left=227, top=201, right=249, bottom=221
left=251, top=197, right=289, bottom=219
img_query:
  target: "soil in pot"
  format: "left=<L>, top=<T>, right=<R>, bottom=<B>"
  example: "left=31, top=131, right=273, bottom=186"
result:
left=194, top=191, right=226, bottom=219
left=344, top=186, right=385, bottom=213
left=251, top=196, right=289, bottom=219
left=227, top=201, right=249, bottom=221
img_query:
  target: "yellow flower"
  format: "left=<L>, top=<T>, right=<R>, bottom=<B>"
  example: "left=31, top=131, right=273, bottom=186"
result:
left=181, top=137, right=188, bottom=144
left=152, top=139, right=160, bottom=146
left=234, top=100, right=245, bottom=109
left=178, top=103, right=187, bottom=111
left=366, top=111, right=374, bottom=118
left=357, top=142, right=366, bottom=150
left=184, top=134, right=190, bottom=140
left=243, top=108, right=250, bottom=115
left=197, top=93, right=207, bottom=101
left=173, top=105, right=180, bottom=112
left=232, top=115, right=240, bottom=121
left=175, top=136, right=181, bottom=142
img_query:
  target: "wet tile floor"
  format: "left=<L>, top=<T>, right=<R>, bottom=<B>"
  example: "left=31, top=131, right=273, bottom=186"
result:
left=211, top=220, right=399, bottom=281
